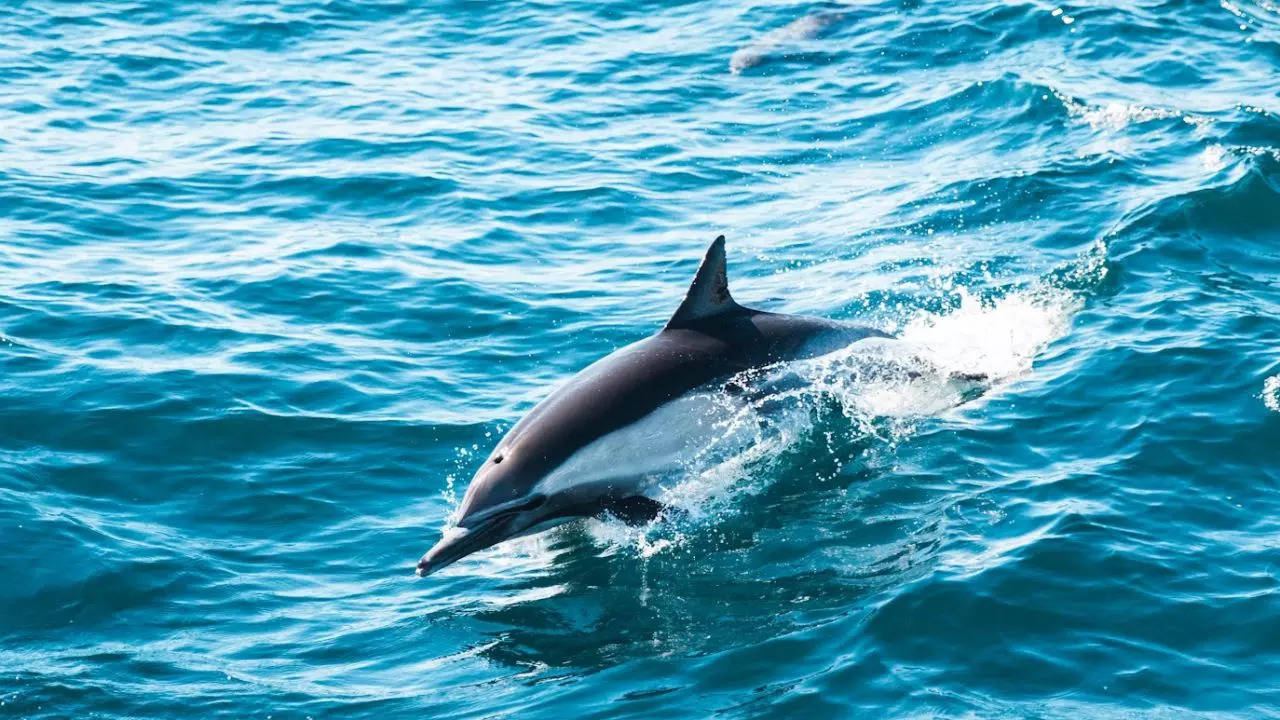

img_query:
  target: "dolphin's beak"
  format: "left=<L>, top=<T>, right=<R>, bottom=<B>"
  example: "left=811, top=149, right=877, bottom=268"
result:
left=417, top=527, right=472, bottom=577
left=416, top=520, right=508, bottom=577
left=416, top=494, right=553, bottom=577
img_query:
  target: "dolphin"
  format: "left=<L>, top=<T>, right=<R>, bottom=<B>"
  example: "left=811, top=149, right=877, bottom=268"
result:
left=730, top=10, right=850, bottom=74
left=416, top=235, right=890, bottom=577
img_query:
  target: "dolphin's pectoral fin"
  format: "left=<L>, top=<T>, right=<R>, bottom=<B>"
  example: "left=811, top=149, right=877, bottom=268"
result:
left=600, top=495, right=667, bottom=525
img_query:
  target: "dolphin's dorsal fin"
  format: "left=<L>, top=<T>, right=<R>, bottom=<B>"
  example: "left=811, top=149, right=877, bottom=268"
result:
left=665, top=235, right=743, bottom=330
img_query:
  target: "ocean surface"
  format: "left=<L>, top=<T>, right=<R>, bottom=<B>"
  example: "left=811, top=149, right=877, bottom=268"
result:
left=3, top=0, right=1280, bottom=717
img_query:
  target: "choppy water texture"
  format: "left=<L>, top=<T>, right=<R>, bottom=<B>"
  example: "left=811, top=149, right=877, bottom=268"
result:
left=3, top=0, right=1280, bottom=717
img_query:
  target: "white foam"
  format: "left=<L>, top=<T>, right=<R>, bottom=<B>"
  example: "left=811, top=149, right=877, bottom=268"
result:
left=1264, top=375, right=1280, bottom=413
left=898, top=287, right=1078, bottom=383
left=1052, top=89, right=1209, bottom=131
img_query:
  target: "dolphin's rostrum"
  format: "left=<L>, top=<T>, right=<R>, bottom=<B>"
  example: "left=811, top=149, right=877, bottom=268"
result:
left=416, top=235, right=888, bottom=577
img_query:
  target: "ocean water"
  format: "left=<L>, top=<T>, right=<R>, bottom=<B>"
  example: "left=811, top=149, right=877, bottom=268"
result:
left=3, top=0, right=1280, bottom=717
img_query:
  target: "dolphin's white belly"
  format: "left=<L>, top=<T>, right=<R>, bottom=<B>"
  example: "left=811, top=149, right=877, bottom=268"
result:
left=533, top=390, right=740, bottom=499
left=531, top=333, right=884, bottom=501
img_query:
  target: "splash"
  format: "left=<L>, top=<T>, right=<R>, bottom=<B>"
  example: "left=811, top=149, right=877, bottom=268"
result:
left=894, top=287, right=1078, bottom=385
left=1264, top=375, right=1280, bottom=413
left=1051, top=89, right=1209, bottom=131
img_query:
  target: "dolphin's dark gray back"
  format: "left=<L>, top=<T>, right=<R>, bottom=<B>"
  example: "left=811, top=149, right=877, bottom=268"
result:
left=455, top=237, right=887, bottom=518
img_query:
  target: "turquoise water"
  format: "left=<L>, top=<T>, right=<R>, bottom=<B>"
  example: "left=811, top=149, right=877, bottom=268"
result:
left=3, top=0, right=1280, bottom=717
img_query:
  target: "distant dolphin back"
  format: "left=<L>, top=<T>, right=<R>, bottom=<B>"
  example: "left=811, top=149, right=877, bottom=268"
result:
left=730, top=11, right=850, bottom=74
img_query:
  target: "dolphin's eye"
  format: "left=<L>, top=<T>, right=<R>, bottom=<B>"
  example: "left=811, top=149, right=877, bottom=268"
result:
left=492, top=454, right=504, bottom=464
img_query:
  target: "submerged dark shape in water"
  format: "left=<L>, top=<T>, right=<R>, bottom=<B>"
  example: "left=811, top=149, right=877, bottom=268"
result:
left=730, top=10, right=851, bottom=74
left=416, top=235, right=891, bottom=576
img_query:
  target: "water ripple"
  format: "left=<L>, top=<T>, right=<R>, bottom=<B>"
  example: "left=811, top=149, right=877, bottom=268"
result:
left=2, top=0, right=1279, bottom=717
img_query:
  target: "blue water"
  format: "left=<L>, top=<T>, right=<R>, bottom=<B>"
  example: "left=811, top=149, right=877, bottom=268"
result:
left=4, top=0, right=1280, bottom=717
